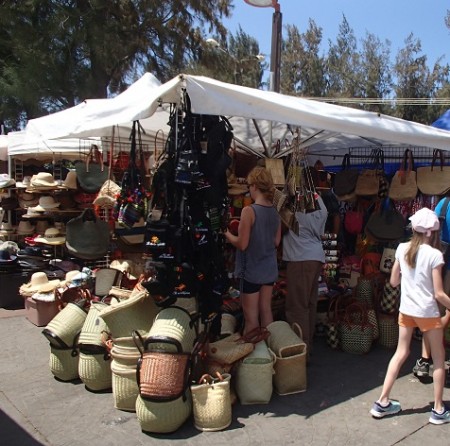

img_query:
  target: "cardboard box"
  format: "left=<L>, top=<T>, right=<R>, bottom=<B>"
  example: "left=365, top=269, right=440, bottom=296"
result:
left=25, top=297, right=60, bottom=327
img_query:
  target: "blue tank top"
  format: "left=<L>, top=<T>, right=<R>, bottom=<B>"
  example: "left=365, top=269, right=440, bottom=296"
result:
left=234, top=204, right=280, bottom=284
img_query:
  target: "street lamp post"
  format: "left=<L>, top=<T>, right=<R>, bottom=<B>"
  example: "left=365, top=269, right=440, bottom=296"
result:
left=243, top=0, right=282, bottom=93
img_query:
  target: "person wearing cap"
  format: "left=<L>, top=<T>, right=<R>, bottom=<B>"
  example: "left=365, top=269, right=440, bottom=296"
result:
left=224, top=166, right=281, bottom=336
left=370, top=207, right=450, bottom=424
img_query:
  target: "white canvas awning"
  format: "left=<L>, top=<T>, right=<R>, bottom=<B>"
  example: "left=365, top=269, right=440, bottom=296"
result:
left=21, top=73, right=450, bottom=161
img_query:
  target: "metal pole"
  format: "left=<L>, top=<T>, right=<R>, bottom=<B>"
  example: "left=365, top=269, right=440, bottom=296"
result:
left=270, top=9, right=282, bottom=93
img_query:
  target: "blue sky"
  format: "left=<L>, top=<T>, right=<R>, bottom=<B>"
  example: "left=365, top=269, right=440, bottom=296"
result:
left=223, top=0, right=450, bottom=69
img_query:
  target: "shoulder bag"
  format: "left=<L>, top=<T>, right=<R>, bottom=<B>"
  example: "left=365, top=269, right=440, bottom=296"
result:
left=417, top=149, right=450, bottom=196
left=334, top=154, right=359, bottom=197
left=388, top=149, right=418, bottom=201
left=74, top=145, right=109, bottom=193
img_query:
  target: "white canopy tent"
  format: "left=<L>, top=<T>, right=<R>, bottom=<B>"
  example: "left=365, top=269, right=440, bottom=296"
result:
left=22, top=73, right=450, bottom=165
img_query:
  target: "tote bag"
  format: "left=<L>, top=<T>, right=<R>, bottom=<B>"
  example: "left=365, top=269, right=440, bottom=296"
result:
left=417, top=149, right=450, bottom=196
left=388, top=149, right=418, bottom=201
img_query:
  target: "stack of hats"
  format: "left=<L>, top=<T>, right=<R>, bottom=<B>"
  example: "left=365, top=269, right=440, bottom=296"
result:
left=16, top=176, right=32, bottom=189
left=31, top=195, right=61, bottom=213
left=18, top=191, right=39, bottom=209
left=17, top=220, right=35, bottom=236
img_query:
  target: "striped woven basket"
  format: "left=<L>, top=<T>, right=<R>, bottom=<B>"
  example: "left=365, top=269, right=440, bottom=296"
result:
left=98, top=290, right=158, bottom=339
left=79, top=302, right=110, bottom=347
left=44, top=302, right=88, bottom=348
left=110, top=360, right=139, bottom=412
left=78, top=351, right=112, bottom=391
left=147, top=306, right=197, bottom=353
left=49, top=345, right=80, bottom=381
left=377, top=312, right=399, bottom=348
left=267, top=321, right=306, bottom=358
left=136, top=392, right=192, bottom=434
left=235, top=341, right=275, bottom=405
left=220, top=313, right=237, bottom=336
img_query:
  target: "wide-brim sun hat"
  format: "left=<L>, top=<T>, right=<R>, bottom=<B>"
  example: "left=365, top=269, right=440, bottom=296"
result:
left=409, top=207, right=440, bottom=236
left=19, top=271, right=60, bottom=296
left=30, top=172, right=58, bottom=188
left=17, top=220, right=35, bottom=235
left=32, top=195, right=61, bottom=212
left=34, top=227, right=66, bottom=245
left=16, top=176, right=32, bottom=189
left=0, top=173, right=16, bottom=188
left=62, top=171, right=78, bottom=190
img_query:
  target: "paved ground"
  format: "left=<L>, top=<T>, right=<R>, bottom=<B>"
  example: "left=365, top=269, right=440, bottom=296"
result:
left=1, top=308, right=450, bottom=446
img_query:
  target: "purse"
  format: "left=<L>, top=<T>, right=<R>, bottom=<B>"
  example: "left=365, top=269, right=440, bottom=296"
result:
left=365, top=198, right=405, bottom=242
left=388, top=149, right=418, bottom=201
left=133, top=332, right=192, bottom=402
left=355, top=149, right=384, bottom=197
left=380, top=247, right=396, bottom=274
left=380, top=280, right=400, bottom=314
left=65, top=208, right=110, bottom=260
left=339, top=302, right=373, bottom=354
left=334, top=154, right=359, bottom=197
left=417, top=149, right=450, bottom=196
left=74, top=145, right=109, bottom=193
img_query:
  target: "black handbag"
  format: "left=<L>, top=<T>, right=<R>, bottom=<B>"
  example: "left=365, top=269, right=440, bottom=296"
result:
left=334, top=154, right=359, bottom=196
left=74, top=145, right=109, bottom=193
left=365, top=198, right=405, bottom=242
left=65, top=208, right=110, bottom=260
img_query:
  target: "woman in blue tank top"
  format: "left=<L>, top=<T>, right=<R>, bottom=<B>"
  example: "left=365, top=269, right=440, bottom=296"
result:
left=225, top=166, right=281, bottom=335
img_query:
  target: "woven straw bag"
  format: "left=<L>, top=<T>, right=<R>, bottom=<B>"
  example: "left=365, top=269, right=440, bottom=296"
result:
left=44, top=302, right=88, bottom=348
left=267, top=321, right=305, bottom=357
left=78, top=302, right=110, bottom=348
left=78, top=351, right=112, bottom=391
left=339, top=302, right=373, bottom=354
left=133, top=332, right=191, bottom=402
left=235, top=341, right=275, bottom=405
left=220, top=313, right=237, bottom=337
left=271, top=344, right=307, bottom=395
left=388, top=149, right=418, bottom=201
left=49, top=345, right=79, bottom=381
left=147, top=306, right=198, bottom=353
left=380, top=281, right=400, bottom=314
left=108, top=286, right=132, bottom=300
left=207, top=334, right=254, bottom=366
left=136, top=392, right=192, bottom=434
left=191, top=373, right=232, bottom=432
left=98, top=289, right=158, bottom=339
left=377, top=312, right=399, bottom=348
left=110, top=359, right=139, bottom=412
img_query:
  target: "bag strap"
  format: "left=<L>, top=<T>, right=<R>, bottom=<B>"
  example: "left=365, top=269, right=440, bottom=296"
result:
left=144, top=335, right=183, bottom=353
left=431, top=149, right=445, bottom=171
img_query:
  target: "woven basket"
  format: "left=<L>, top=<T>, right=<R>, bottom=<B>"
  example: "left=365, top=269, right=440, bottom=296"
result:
left=235, top=342, right=275, bottom=405
left=377, top=313, right=399, bottom=348
left=207, top=334, right=254, bottom=365
left=272, top=344, right=307, bottom=395
left=220, top=313, right=237, bottom=336
left=108, top=286, right=132, bottom=301
left=267, top=321, right=306, bottom=357
left=191, top=373, right=232, bottom=432
left=147, top=306, right=197, bottom=353
left=78, top=351, right=112, bottom=391
left=44, top=302, right=88, bottom=348
left=110, top=348, right=140, bottom=367
left=99, top=290, right=158, bottom=339
left=135, top=392, right=192, bottom=434
left=111, top=360, right=139, bottom=412
left=79, top=302, right=110, bottom=347
left=49, top=345, right=79, bottom=381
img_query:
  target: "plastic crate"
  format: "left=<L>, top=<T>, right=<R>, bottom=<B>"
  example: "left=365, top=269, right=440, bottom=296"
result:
left=25, top=297, right=60, bottom=327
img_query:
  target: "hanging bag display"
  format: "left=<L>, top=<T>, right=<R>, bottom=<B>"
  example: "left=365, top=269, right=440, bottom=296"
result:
left=65, top=208, right=110, bottom=260
left=74, top=144, right=109, bottom=193
left=388, top=149, right=418, bottom=201
left=417, top=149, right=450, bottom=196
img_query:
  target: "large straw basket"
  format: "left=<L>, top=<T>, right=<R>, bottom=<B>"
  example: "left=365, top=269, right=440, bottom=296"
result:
left=271, top=344, right=307, bottom=395
left=267, top=321, right=305, bottom=357
left=235, top=341, right=275, bottom=405
left=49, top=345, right=79, bottom=381
left=147, top=306, right=197, bottom=353
left=191, top=373, right=232, bottom=432
left=377, top=313, right=399, bottom=348
left=44, top=302, right=88, bottom=348
left=98, top=290, right=158, bottom=339
left=110, top=349, right=140, bottom=368
left=220, top=313, right=237, bottom=336
left=78, top=351, right=112, bottom=391
left=79, top=302, right=110, bottom=347
left=136, top=392, right=192, bottom=434
left=111, top=360, right=139, bottom=412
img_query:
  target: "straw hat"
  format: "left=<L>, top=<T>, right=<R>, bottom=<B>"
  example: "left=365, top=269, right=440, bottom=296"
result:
left=30, top=172, right=58, bottom=188
left=32, top=195, right=60, bottom=212
left=19, top=271, right=60, bottom=296
left=63, top=171, right=78, bottom=190
left=60, top=269, right=84, bottom=287
left=34, top=227, right=66, bottom=245
left=0, top=174, right=16, bottom=189
left=17, top=220, right=35, bottom=235
left=16, top=176, right=32, bottom=189
left=18, top=191, right=39, bottom=208
left=110, top=259, right=137, bottom=279
left=0, top=221, right=14, bottom=237
left=22, top=206, right=43, bottom=218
